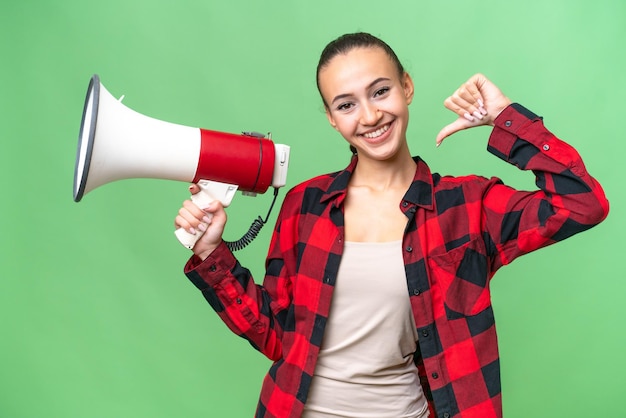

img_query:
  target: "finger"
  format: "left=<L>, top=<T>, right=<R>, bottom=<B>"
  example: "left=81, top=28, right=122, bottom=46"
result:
left=183, top=199, right=207, bottom=218
left=188, top=183, right=201, bottom=194
left=447, top=79, right=488, bottom=113
left=454, top=76, right=489, bottom=114
left=461, top=77, right=484, bottom=102
left=175, top=213, right=198, bottom=234
left=436, top=117, right=472, bottom=146
left=177, top=201, right=211, bottom=231
left=200, top=200, right=225, bottom=215
left=445, top=96, right=484, bottom=122
left=466, top=74, right=489, bottom=115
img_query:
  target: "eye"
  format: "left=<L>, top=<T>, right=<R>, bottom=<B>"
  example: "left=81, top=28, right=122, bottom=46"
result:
left=336, top=102, right=355, bottom=112
left=373, top=86, right=390, bottom=98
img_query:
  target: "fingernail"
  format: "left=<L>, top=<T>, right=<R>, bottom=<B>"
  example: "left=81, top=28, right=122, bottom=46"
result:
left=464, top=112, right=474, bottom=122
left=473, top=111, right=484, bottom=120
left=197, top=223, right=207, bottom=232
left=202, top=216, right=211, bottom=224
left=189, top=227, right=196, bottom=235
left=478, top=99, right=484, bottom=107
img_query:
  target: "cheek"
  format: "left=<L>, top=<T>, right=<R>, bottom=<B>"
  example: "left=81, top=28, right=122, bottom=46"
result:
left=334, top=118, right=356, bottom=135
left=392, top=99, right=411, bottom=119
left=328, top=112, right=347, bottom=130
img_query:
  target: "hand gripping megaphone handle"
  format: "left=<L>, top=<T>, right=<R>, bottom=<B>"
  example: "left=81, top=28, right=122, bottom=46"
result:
left=174, top=180, right=239, bottom=249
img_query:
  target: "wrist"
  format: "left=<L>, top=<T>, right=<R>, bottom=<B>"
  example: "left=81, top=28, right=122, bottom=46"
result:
left=195, top=240, right=223, bottom=261
left=488, top=98, right=512, bottom=126
left=495, top=98, right=512, bottom=119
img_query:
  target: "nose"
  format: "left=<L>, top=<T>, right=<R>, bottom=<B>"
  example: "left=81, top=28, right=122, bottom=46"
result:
left=359, top=102, right=382, bottom=126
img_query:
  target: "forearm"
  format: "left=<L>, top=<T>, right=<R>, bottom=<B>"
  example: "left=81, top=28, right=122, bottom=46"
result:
left=184, top=242, right=284, bottom=360
left=484, top=103, right=609, bottom=264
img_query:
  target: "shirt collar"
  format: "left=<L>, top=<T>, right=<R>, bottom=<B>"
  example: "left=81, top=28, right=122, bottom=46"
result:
left=320, top=155, right=434, bottom=210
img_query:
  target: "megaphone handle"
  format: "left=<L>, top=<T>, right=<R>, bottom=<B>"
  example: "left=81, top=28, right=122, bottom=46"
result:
left=174, top=180, right=238, bottom=250
left=174, top=227, right=203, bottom=250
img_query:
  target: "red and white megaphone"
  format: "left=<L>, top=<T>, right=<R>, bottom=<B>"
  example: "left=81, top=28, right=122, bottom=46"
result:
left=74, top=75, right=290, bottom=250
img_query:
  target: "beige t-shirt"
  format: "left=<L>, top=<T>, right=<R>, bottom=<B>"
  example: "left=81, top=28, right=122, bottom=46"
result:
left=302, top=240, right=429, bottom=418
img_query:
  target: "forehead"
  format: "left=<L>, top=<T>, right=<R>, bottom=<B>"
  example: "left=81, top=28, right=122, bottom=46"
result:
left=318, top=47, right=399, bottom=97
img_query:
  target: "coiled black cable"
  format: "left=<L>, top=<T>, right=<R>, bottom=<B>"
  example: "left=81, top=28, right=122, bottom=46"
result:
left=225, top=187, right=280, bottom=252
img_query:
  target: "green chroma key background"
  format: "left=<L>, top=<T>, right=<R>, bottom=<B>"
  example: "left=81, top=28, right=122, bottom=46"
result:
left=1, top=1, right=624, bottom=416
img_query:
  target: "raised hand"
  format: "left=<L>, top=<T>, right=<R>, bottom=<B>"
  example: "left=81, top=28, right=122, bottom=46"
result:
left=435, top=73, right=512, bottom=146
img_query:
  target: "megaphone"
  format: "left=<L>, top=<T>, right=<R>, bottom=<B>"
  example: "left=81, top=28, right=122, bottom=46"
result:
left=74, top=74, right=290, bottom=250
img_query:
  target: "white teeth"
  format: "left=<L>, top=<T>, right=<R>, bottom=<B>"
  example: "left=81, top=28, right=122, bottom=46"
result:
left=363, top=124, right=389, bottom=139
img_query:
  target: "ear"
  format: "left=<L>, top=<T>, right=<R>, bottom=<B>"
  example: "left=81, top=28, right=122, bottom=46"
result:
left=403, top=72, right=415, bottom=105
left=325, top=107, right=339, bottom=131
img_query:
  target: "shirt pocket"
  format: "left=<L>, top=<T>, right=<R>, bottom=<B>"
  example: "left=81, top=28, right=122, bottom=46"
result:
left=427, top=239, right=491, bottom=319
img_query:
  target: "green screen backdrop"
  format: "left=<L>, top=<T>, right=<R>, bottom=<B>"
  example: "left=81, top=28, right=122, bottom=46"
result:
left=1, top=1, right=624, bottom=417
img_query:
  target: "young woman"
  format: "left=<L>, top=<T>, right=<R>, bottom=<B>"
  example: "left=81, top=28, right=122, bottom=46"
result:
left=175, top=33, right=609, bottom=418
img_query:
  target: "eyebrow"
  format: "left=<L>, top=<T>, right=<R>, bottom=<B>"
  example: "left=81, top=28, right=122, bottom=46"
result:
left=330, top=77, right=391, bottom=105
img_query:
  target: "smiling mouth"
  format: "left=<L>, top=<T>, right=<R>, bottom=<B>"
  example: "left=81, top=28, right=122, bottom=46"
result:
left=362, top=123, right=391, bottom=139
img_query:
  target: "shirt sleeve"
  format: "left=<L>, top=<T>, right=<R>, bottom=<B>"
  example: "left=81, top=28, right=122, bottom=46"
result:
left=183, top=209, right=293, bottom=362
left=482, top=103, right=609, bottom=269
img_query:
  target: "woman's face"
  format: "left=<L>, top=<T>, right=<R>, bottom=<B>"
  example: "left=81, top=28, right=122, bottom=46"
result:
left=318, top=46, right=414, bottom=162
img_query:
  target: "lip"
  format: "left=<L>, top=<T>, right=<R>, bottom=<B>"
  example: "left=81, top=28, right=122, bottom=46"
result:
left=358, top=120, right=394, bottom=144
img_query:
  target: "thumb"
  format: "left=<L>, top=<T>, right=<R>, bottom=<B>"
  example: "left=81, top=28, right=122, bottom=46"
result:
left=436, top=117, right=471, bottom=147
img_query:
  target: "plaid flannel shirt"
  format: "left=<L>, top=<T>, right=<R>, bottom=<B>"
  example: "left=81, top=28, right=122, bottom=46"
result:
left=185, top=103, right=609, bottom=418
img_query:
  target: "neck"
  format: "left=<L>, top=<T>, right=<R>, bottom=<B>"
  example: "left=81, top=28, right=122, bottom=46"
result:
left=351, top=151, right=416, bottom=191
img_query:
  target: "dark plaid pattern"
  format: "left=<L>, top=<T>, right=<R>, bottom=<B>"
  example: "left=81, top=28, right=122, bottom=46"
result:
left=185, top=104, right=609, bottom=418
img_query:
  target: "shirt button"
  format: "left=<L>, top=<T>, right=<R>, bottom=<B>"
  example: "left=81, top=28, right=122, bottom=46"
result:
left=543, top=144, right=550, bottom=151
left=405, top=246, right=413, bottom=252
left=505, top=120, right=512, bottom=127
left=236, top=298, right=242, bottom=304
left=209, top=264, right=217, bottom=272
left=413, top=289, right=421, bottom=296
left=402, top=201, right=409, bottom=208
left=443, top=414, right=450, bottom=418
left=432, top=372, right=439, bottom=379
left=422, top=329, right=429, bottom=337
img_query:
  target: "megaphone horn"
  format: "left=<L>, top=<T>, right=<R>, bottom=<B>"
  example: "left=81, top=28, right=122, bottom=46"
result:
left=74, top=74, right=290, bottom=249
